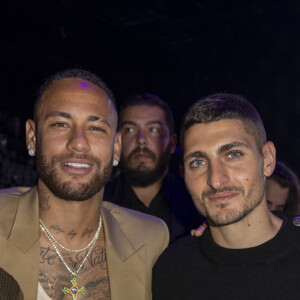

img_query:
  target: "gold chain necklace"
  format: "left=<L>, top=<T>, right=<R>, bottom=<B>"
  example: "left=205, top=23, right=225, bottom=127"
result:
left=39, top=216, right=102, bottom=299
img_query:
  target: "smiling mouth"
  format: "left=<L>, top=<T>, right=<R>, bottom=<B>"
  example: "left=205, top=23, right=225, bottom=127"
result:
left=62, top=162, right=91, bottom=168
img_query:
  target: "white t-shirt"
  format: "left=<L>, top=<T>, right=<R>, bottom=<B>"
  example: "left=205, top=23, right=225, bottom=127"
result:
left=37, top=282, right=51, bottom=300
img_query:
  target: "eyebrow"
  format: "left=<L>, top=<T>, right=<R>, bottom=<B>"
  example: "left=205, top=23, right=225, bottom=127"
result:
left=120, top=121, right=137, bottom=127
left=120, top=120, right=163, bottom=127
left=45, top=111, right=110, bottom=126
left=184, top=141, right=250, bottom=163
left=88, top=115, right=100, bottom=121
left=218, top=142, right=250, bottom=154
left=45, top=111, right=71, bottom=119
left=146, top=121, right=163, bottom=126
left=184, top=151, right=208, bottom=163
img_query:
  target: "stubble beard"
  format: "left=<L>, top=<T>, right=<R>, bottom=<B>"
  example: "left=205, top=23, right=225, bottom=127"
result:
left=120, top=144, right=171, bottom=187
left=198, top=180, right=264, bottom=226
left=36, top=142, right=113, bottom=201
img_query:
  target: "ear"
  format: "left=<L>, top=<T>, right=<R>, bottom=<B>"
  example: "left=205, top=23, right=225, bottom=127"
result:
left=26, top=119, right=36, bottom=151
left=113, top=131, right=122, bottom=160
left=170, top=134, right=177, bottom=154
left=262, top=141, right=276, bottom=177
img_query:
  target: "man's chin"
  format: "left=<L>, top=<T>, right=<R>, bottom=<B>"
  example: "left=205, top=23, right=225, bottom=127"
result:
left=49, top=182, right=103, bottom=201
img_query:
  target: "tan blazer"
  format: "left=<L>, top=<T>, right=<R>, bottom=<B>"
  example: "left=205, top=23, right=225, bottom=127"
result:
left=0, top=187, right=169, bottom=300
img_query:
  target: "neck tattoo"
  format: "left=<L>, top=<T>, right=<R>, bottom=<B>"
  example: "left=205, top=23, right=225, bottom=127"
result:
left=39, top=216, right=102, bottom=299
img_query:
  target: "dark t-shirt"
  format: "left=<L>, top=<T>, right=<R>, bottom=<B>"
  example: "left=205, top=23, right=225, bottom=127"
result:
left=104, top=171, right=204, bottom=242
left=153, top=214, right=300, bottom=300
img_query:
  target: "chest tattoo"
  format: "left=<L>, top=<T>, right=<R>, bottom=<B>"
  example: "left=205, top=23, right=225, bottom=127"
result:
left=39, top=245, right=110, bottom=299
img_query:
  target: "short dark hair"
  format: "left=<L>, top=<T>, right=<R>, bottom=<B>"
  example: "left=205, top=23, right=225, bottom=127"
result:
left=180, top=93, right=266, bottom=153
left=269, top=161, right=300, bottom=214
left=34, top=69, right=116, bottom=124
left=118, top=93, right=174, bottom=135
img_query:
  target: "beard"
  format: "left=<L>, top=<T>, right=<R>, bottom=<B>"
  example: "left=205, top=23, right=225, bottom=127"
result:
left=120, top=144, right=171, bottom=187
left=36, top=141, right=113, bottom=201
left=198, top=182, right=264, bottom=226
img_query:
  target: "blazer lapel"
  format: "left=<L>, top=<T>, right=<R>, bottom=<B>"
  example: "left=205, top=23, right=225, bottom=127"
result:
left=8, top=186, right=40, bottom=253
left=101, top=202, right=148, bottom=300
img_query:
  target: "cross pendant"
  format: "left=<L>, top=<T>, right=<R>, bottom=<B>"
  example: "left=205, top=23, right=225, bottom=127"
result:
left=62, top=272, right=87, bottom=299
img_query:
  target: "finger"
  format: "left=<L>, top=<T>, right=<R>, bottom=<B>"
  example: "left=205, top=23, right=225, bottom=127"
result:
left=194, top=225, right=206, bottom=237
left=190, top=229, right=196, bottom=236
left=191, top=220, right=208, bottom=237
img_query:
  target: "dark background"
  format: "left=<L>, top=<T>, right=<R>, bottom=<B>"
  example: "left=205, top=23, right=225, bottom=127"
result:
left=1, top=0, right=300, bottom=174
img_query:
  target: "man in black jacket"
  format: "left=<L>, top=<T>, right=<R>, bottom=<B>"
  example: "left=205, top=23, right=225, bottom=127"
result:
left=104, top=94, right=203, bottom=242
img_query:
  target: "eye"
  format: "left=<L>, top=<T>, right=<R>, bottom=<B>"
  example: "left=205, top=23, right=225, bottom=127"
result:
left=149, top=127, right=159, bottom=133
left=227, top=150, right=243, bottom=159
left=51, top=122, right=68, bottom=127
left=189, top=159, right=206, bottom=168
left=89, top=126, right=105, bottom=132
left=123, top=127, right=135, bottom=134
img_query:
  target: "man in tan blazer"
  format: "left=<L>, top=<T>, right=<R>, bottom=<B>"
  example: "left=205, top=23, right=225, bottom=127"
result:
left=0, top=69, right=169, bottom=300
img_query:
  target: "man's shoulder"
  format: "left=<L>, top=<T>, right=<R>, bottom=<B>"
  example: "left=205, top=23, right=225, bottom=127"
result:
left=102, top=200, right=168, bottom=229
left=163, top=234, right=196, bottom=251
left=0, top=187, right=31, bottom=197
left=282, top=214, right=300, bottom=240
left=0, top=187, right=31, bottom=209
left=156, top=235, right=198, bottom=264
left=102, top=201, right=170, bottom=253
left=274, top=211, right=300, bottom=234
left=0, top=187, right=33, bottom=239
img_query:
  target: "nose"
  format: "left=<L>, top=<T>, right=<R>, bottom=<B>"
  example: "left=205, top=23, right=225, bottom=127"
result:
left=66, top=128, right=90, bottom=153
left=207, top=160, right=230, bottom=190
left=137, top=129, right=147, bottom=146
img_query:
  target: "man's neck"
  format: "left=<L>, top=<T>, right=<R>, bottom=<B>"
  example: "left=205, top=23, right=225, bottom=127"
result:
left=38, top=181, right=103, bottom=249
left=131, top=171, right=167, bottom=207
left=209, top=204, right=283, bottom=249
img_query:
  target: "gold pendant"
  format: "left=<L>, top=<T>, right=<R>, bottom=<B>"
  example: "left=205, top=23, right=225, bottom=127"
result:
left=62, top=273, right=87, bottom=299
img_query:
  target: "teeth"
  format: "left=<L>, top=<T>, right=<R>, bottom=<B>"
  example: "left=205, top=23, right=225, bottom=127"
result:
left=63, top=163, right=90, bottom=168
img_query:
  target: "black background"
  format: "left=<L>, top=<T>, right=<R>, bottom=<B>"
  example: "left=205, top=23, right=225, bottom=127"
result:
left=1, top=0, right=300, bottom=174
